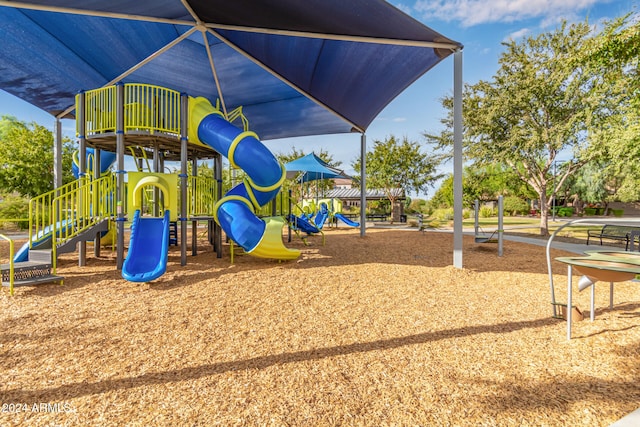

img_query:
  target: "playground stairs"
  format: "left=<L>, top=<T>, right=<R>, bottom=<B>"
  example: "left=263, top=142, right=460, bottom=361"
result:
left=1, top=249, right=63, bottom=288
left=55, top=219, right=111, bottom=255
left=169, top=221, right=178, bottom=246
left=1, top=219, right=111, bottom=290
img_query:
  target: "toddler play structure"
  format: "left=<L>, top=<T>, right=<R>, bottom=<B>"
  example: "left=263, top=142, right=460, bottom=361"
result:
left=3, top=83, right=299, bottom=292
left=287, top=198, right=359, bottom=246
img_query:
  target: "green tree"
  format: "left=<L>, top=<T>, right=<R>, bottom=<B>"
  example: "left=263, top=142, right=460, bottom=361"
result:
left=0, top=116, right=75, bottom=197
left=426, top=20, right=615, bottom=235
left=463, top=163, right=536, bottom=203
left=406, top=197, right=427, bottom=214
left=352, top=135, right=442, bottom=222
left=428, top=174, right=455, bottom=209
left=579, top=14, right=640, bottom=203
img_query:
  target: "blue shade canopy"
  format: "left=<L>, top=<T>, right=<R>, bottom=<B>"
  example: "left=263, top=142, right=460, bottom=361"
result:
left=0, top=1, right=462, bottom=141
left=285, top=153, right=349, bottom=182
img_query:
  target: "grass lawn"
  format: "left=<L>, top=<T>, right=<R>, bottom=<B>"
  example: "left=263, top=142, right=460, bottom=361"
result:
left=462, top=216, right=601, bottom=241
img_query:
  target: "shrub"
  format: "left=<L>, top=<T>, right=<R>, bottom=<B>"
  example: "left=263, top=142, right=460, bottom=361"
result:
left=431, top=208, right=454, bottom=221
left=557, top=207, right=574, bottom=217
left=479, top=206, right=495, bottom=218
left=611, top=208, right=624, bottom=217
left=427, top=219, right=441, bottom=228
left=502, top=196, right=529, bottom=216
left=0, top=194, right=30, bottom=230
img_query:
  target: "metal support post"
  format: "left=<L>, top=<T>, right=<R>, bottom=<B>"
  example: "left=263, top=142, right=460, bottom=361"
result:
left=360, top=133, right=366, bottom=237
left=453, top=49, right=464, bottom=268
left=180, top=93, right=189, bottom=266
left=116, top=82, right=126, bottom=270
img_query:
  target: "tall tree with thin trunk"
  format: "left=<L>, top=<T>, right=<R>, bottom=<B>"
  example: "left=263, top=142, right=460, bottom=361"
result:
left=426, top=20, right=618, bottom=235
left=352, top=135, right=442, bottom=222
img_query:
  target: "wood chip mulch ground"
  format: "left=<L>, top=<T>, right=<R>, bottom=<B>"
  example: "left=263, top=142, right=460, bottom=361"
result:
left=1, top=227, right=639, bottom=426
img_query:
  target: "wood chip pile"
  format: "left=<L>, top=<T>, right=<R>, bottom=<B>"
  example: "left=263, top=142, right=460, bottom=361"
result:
left=1, top=227, right=639, bottom=426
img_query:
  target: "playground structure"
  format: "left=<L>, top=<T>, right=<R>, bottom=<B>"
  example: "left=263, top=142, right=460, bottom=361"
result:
left=287, top=198, right=359, bottom=246
left=2, top=83, right=299, bottom=292
left=296, top=198, right=360, bottom=229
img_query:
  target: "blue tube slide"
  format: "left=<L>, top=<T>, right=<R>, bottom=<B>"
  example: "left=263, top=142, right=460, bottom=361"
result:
left=73, top=148, right=117, bottom=178
left=334, top=213, right=360, bottom=227
left=122, top=210, right=170, bottom=282
left=188, top=97, right=299, bottom=260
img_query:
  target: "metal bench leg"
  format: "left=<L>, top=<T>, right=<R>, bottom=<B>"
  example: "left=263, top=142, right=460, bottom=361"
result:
left=610, top=281, right=614, bottom=309
left=590, top=284, right=595, bottom=321
left=567, top=265, right=573, bottom=340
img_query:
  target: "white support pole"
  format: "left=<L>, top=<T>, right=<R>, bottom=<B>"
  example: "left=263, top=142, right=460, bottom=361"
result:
left=360, top=133, right=366, bottom=237
left=474, top=200, right=479, bottom=236
left=453, top=49, right=464, bottom=268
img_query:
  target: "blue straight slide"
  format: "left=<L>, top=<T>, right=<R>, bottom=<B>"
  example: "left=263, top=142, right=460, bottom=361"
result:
left=287, top=214, right=321, bottom=234
left=122, top=210, right=170, bottom=282
left=13, top=219, right=74, bottom=262
left=334, top=213, right=360, bottom=227
left=314, top=203, right=329, bottom=229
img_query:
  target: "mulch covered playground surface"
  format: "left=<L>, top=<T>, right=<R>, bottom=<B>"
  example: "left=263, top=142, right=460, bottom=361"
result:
left=1, top=227, right=639, bottom=426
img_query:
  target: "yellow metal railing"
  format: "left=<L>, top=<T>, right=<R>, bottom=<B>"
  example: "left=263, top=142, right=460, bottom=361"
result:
left=186, top=175, right=218, bottom=217
left=183, top=175, right=290, bottom=218
left=0, top=234, right=15, bottom=296
left=78, top=84, right=181, bottom=137
left=226, top=105, right=250, bottom=131
left=256, top=190, right=291, bottom=218
left=79, top=86, right=117, bottom=134
left=51, top=174, right=117, bottom=273
left=28, top=174, right=117, bottom=273
left=30, top=179, right=83, bottom=246
left=124, top=84, right=181, bottom=134
left=128, top=147, right=152, bottom=172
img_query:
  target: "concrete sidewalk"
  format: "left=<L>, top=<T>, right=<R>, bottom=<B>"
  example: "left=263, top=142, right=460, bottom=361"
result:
left=369, top=222, right=624, bottom=254
left=499, top=233, right=622, bottom=254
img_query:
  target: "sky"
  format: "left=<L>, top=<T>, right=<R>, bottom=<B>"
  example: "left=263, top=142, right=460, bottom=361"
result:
left=0, top=0, right=638, bottom=198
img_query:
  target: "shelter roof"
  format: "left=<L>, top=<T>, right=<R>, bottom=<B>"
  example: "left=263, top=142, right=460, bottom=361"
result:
left=327, top=188, right=405, bottom=200
left=0, top=1, right=461, bottom=141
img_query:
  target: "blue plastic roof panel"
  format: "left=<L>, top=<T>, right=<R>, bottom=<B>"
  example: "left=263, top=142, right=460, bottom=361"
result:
left=0, top=0, right=462, bottom=140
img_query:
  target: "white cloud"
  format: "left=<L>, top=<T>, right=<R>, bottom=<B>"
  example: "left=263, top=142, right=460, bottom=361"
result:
left=392, top=2, right=413, bottom=16
left=393, top=117, right=408, bottom=123
left=413, top=0, right=613, bottom=27
left=505, top=28, right=532, bottom=41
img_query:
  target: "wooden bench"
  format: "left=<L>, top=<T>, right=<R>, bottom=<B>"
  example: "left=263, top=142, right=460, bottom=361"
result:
left=586, top=225, right=640, bottom=250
